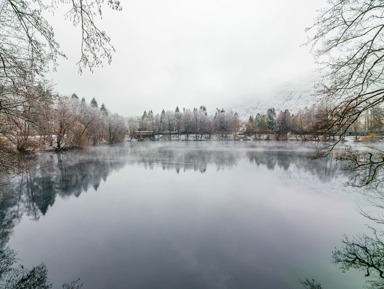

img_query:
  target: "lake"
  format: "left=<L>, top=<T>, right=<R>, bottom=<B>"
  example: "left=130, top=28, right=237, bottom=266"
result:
left=0, top=141, right=374, bottom=288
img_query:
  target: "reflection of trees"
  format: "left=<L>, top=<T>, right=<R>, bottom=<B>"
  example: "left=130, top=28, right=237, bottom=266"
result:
left=0, top=187, right=81, bottom=288
left=0, top=247, right=51, bottom=289
left=0, top=147, right=128, bottom=243
left=1, top=145, right=350, bottom=227
left=301, top=279, right=322, bottom=289
left=0, top=245, right=83, bottom=288
left=0, top=189, right=20, bottom=250
left=247, top=150, right=343, bottom=181
left=9, top=150, right=126, bottom=221
left=332, top=227, right=384, bottom=289
left=299, top=148, right=384, bottom=289
left=0, top=144, right=349, bottom=250
left=128, top=144, right=345, bottom=180
left=1, top=143, right=359, bottom=289
left=131, top=147, right=240, bottom=173
left=326, top=148, right=384, bottom=289
left=335, top=147, right=384, bottom=191
left=0, top=147, right=129, bottom=289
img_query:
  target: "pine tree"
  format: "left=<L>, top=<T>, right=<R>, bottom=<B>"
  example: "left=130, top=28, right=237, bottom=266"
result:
left=90, top=98, right=98, bottom=108
left=100, top=103, right=108, bottom=116
left=267, top=108, right=276, bottom=132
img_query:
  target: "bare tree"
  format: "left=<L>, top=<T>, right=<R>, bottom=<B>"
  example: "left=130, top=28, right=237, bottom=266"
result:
left=308, top=0, right=384, bottom=139
left=0, top=0, right=122, bottom=171
left=0, top=0, right=122, bottom=83
left=308, top=0, right=384, bottom=189
left=107, top=113, right=126, bottom=144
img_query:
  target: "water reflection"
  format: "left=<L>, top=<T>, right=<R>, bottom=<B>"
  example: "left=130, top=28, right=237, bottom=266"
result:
left=0, top=142, right=353, bottom=288
left=0, top=245, right=83, bottom=289
left=129, top=142, right=341, bottom=178
left=0, top=247, right=51, bottom=289
left=0, top=143, right=344, bottom=240
left=3, top=143, right=343, bottom=217
left=332, top=226, right=384, bottom=289
left=247, top=150, right=339, bottom=180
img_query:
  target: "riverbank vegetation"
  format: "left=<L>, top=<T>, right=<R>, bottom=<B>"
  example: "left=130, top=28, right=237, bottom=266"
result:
left=127, top=104, right=384, bottom=141
left=0, top=88, right=126, bottom=154
left=246, top=106, right=384, bottom=140
left=0, top=0, right=124, bottom=173
left=127, top=106, right=240, bottom=140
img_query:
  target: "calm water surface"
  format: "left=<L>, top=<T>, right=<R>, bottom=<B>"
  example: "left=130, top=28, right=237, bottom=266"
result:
left=1, top=142, right=374, bottom=288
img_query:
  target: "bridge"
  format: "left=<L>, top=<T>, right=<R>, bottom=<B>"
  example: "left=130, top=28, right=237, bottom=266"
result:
left=132, top=131, right=156, bottom=141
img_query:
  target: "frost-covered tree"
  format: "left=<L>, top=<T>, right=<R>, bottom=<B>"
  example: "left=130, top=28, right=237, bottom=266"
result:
left=307, top=0, right=384, bottom=187
left=147, top=110, right=155, bottom=132
left=90, top=98, right=98, bottom=108
left=107, top=113, right=126, bottom=143
left=174, top=107, right=182, bottom=137
left=100, top=103, right=108, bottom=116
left=182, top=109, right=193, bottom=139
left=276, top=110, right=291, bottom=138
left=0, top=0, right=122, bottom=85
left=165, top=110, right=175, bottom=137
left=0, top=0, right=122, bottom=171
left=308, top=0, right=384, bottom=138
left=0, top=82, right=56, bottom=153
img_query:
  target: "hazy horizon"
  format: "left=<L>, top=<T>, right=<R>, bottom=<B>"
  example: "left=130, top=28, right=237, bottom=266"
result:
left=47, top=0, right=325, bottom=117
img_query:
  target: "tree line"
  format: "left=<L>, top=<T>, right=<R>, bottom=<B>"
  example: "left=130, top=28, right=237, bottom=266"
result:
left=245, top=105, right=384, bottom=140
left=127, top=106, right=240, bottom=140
left=126, top=103, right=384, bottom=142
left=0, top=84, right=126, bottom=155
left=0, top=0, right=123, bottom=175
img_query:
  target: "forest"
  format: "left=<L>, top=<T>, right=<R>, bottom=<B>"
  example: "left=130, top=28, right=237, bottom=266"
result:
left=126, top=104, right=384, bottom=141
left=0, top=85, right=126, bottom=158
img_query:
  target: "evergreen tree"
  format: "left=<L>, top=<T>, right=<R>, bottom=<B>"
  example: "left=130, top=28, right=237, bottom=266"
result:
left=100, top=103, right=108, bottom=116
left=90, top=98, right=98, bottom=108
left=200, top=106, right=207, bottom=116
left=267, top=108, right=276, bottom=132
left=160, top=109, right=166, bottom=132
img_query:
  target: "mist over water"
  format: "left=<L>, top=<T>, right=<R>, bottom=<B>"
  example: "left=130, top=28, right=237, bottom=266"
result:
left=1, top=142, right=370, bottom=288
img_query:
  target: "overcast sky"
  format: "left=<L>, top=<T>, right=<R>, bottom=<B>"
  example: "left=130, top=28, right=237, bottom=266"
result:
left=47, top=0, right=326, bottom=117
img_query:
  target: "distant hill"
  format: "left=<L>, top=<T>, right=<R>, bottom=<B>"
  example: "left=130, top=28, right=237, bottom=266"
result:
left=230, top=79, right=318, bottom=119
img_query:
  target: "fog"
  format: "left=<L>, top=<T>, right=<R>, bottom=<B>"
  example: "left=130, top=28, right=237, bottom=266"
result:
left=47, top=0, right=326, bottom=116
